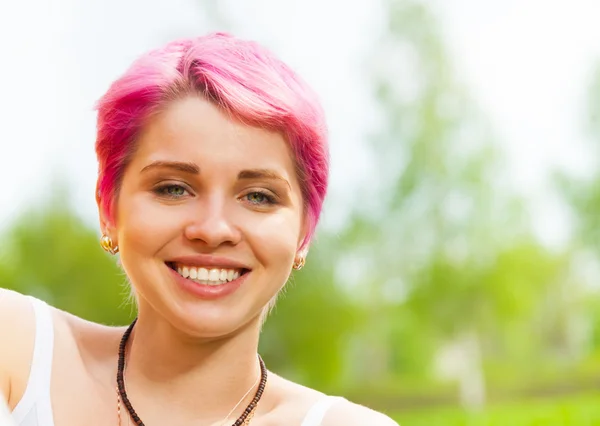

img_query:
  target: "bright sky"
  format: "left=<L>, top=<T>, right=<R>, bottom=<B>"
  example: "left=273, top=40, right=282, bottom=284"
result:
left=1, top=0, right=599, bottom=246
left=432, top=0, right=600, bottom=245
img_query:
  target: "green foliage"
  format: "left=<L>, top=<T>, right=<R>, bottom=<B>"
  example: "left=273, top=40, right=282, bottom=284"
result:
left=342, top=0, right=572, bottom=391
left=407, top=240, right=568, bottom=337
left=395, top=393, right=600, bottom=426
left=554, top=61, right=600, bottom=356
left=558, top=65, right=600, bottom=251
left=260, top=242, right=364, bottom=393
left=0, top=191, right=134, bottom=325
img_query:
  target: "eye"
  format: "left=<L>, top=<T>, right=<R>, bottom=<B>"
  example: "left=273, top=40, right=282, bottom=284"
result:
left=244, top=191, right=277, bottom=206
left=153, top=183, right=190, bottom=199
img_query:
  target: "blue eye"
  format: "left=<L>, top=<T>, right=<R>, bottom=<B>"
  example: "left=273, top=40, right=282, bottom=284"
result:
left=245, top=191, right=277, bottom=205
left=154, top=184, right=189, bottom=199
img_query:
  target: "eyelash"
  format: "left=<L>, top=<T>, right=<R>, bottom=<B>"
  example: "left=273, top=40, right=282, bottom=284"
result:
left=243, top=190, right=278, bottom=206
left=153, top=184, right=278, bottom=206
left=153, top=183, right=190, bottom=199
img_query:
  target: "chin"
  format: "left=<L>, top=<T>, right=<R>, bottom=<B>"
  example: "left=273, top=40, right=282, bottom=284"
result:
left=148, top=286, right=263, bottom=339
left=133, top=263, right=269, bottom=339
left=169, top=305, right=263, bottom=340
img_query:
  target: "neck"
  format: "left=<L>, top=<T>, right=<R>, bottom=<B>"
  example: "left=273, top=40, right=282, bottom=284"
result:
left=121, top=302, right=264, bottom=424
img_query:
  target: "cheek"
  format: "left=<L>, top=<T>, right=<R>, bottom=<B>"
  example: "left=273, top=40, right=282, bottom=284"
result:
left=116, top=193, right=179, bottom=258
left=247, top=210, right=302, bottom=266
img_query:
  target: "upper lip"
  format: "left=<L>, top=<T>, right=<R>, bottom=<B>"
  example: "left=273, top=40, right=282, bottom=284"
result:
left=167, top=254, right=251, bottom=270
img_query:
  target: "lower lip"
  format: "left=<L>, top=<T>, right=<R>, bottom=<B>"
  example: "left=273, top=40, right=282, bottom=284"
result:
left=168, top=266, right=249, bottom=300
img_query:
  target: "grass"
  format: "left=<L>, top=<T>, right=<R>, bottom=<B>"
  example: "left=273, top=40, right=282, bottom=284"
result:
left=390, top=392, right=600, bottom=426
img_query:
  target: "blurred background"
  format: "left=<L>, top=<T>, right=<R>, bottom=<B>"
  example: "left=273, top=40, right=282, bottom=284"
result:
left=1, top=0, right=600, bottom=424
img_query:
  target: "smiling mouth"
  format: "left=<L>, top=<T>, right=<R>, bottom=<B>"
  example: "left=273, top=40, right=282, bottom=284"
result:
left=166, top=262, right=250, bottom=286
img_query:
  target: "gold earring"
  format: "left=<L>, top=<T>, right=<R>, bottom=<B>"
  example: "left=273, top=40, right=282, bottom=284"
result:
left=100, top=234, right=119, bottom=255
left=293, top=255, right=306, bottom=270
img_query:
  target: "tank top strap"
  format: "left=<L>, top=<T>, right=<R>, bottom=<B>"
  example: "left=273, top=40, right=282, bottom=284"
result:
left=11, top=297, right=55, bottom=425
left=300, top=396, right=345, bottom=426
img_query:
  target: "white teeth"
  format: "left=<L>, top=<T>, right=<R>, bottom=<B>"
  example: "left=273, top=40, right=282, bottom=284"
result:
left=208, top=269, right=220, bottom=281
left=198, top=268, right=209, bottom=280
left=174, top=264, right=245, bottom=285
left=201, top=280, right=227, bottom=286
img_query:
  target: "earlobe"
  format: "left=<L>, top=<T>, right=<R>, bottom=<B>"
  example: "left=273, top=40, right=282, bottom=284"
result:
left=100, top=234, right=119, bottom=255
left=293, top=248, right=308, bottom=270
left=97, top=208, right=114, bottom=238
left=98, top=214, right=119, bottom=255
left=294, top=222, right=309, bottom=270
left=96, top=191, right=117, bottom=246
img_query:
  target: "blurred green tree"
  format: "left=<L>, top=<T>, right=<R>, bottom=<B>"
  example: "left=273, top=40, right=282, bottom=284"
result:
left=556, top=62, right=600, bottom=360
left=335, top=0, right=572, bottom=408
left=0, top=186, right=133, bottom=325
left=260, top=240, right=364, bottom=393
left=559, top=65, right=600, bottom=250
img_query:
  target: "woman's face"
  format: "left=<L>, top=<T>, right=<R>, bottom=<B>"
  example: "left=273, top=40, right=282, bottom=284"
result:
left=101, top=96, right=305, bottom=337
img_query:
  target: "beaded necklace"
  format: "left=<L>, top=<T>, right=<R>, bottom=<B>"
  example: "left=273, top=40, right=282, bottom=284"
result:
left=116, top=319, right=268, bottom=425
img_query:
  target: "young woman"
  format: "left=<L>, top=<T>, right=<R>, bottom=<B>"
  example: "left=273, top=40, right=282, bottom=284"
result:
left=0, top=33, right=398, bottom=426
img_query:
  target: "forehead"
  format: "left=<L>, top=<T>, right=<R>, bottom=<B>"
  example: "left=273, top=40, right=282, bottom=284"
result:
left=131, top=96, right=297, bottom=181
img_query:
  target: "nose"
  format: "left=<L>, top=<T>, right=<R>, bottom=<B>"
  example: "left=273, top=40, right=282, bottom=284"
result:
left=183, top=194, right=242, bottom=248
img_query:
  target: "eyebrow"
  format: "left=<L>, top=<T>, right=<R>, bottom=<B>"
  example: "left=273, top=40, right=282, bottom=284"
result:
left=238, top=169, right=291, bottom=189
left=140, top=161, right=200, bottom=174
left=140, top=162, right=290, bottom=189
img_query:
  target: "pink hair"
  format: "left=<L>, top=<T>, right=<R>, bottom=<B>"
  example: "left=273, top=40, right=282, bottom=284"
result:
left=95, top=33, right=329, bottom=249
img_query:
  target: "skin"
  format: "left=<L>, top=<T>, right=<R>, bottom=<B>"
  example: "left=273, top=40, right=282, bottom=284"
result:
left=0, top=96, right=398, bottom=426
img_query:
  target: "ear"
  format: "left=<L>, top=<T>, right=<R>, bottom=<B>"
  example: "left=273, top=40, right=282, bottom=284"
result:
left=296, top=246, right=309, bottom=260
left=296, top=215, right=310, bottom=253
left=96, top=186, right=117, bottom=238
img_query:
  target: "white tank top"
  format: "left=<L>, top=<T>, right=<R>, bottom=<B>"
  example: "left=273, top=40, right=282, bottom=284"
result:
left=11, top=297, right=55, bottom=426
left=10, top=297, right=343, bottom=426
left=300, top=396, right=345, bottom=426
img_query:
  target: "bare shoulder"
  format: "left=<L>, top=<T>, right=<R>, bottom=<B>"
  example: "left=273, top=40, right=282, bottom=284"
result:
left=265, top=374, right=398, bottom=426
left=322, top=399, right=399, bottom=426
left=0, top=288, right=36, bottom=351
left=0, top=288, right=122, bottom=407
left=0, top=288, right=71, bottom=348
left=0, top=289, right=77, bottom=407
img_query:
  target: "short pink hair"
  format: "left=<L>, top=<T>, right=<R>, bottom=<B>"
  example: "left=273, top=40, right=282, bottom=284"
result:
left=95, top=33, right=329, bottom=249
